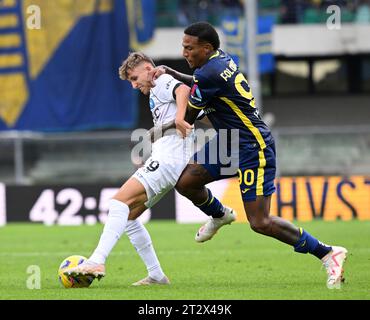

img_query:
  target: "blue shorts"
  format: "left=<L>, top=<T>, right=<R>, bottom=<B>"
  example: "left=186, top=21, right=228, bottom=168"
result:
left=193, top=135, right=276, bottom=202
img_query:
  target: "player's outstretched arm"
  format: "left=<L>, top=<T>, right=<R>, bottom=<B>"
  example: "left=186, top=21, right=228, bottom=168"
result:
left=164, top=66, right=193, bottom=86
left=149, top=65, right=193, bottom=87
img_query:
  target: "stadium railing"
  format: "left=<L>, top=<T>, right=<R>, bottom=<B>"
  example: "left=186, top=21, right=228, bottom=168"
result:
left=1, top=126, right=370, bottom=185
left=274, top=125, right=370, bottom=176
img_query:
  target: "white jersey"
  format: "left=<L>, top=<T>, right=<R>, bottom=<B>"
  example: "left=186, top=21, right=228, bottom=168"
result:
left=134, top=74, right=195, bottom=208
left=149, top=74, right=181, bottom=126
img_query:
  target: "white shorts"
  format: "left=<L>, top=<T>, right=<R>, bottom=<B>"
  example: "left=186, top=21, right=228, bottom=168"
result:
left=133, top=133, right=194, bottom=208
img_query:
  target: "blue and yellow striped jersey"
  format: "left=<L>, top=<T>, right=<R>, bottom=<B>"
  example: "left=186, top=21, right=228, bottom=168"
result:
left=189, top=49, right=273, bottom=149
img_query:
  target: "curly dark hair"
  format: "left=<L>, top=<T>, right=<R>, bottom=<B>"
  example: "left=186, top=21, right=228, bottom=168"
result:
left=184, top=21, right=220, bottom=50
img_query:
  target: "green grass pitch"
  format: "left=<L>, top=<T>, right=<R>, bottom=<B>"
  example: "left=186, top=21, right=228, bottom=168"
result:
left=0, top=220, right=369, bottom=300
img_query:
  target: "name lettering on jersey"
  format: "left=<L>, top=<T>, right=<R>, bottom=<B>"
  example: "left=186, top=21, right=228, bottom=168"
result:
left=220, top=60, right=238, bottom=82
left=204, top=107, right=216, bottom=115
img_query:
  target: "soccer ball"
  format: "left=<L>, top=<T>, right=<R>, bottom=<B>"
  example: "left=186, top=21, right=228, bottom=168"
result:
left=58, top=255, right=94, bottom=288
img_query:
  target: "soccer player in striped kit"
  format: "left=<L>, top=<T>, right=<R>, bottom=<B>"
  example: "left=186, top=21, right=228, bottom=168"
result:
left=151, top=22, right=347, bottom=289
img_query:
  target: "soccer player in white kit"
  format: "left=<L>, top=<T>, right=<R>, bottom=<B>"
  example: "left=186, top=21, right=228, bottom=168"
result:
left=65, top=52, right=195, bottom=285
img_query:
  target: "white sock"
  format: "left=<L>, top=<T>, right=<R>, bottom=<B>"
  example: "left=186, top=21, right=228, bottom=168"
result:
left=89, top=199, right=129, bottom=265
left=125, top=219, right=165, bottom=281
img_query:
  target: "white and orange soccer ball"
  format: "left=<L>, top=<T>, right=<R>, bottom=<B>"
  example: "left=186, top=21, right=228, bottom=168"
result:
left=58, top=255, right=94, bottom=288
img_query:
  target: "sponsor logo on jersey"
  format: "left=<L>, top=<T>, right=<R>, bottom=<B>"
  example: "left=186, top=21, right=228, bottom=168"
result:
left=149, top=98, right=155, bottom=110
left=190, top=84, right=202, bottom=102
left=241, top=188, right=250, bottom=194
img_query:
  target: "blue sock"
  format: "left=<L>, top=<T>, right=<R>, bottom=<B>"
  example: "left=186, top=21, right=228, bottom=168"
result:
left=195, top=189, right=225, bottom=218
left=294, top=228, right=332, bottom=259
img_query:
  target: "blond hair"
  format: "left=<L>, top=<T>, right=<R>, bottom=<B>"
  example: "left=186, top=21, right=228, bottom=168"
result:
left=119, top=52, right=155, bottom=80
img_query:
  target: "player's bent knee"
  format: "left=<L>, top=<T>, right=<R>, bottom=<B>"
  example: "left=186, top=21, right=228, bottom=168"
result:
left=175, top=177, right=206, bottom=197
left=174, top=182, right=189, bottom=196
left=175, top=183, right=201, bottom=201
left=175, top=176, right=196, bottom=196
left=248, top=218, right=271, bottom=235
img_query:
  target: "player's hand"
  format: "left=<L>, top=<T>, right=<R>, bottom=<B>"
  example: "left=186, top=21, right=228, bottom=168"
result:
left=148, top=65, right=167, bottom=86
left=175, top=118, right=193, bottom=138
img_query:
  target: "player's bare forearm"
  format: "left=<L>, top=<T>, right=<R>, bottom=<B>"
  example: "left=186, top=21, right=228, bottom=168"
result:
left=164, top=66, right=193, bottom=86
left=175, top=84, right=190, bottom=121
left=184, top=104, right=201, bottom=125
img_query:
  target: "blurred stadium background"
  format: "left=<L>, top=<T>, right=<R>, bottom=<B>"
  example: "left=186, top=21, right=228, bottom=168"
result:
left=0, top=0, right=370, bottom=227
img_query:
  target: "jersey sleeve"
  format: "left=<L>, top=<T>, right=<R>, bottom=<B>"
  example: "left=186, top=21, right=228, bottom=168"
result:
left=196, top=110, right=206, bottom=120
left=188, top=72, right=219, bottom=110
left=154, top=74, right=182, bottom=102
